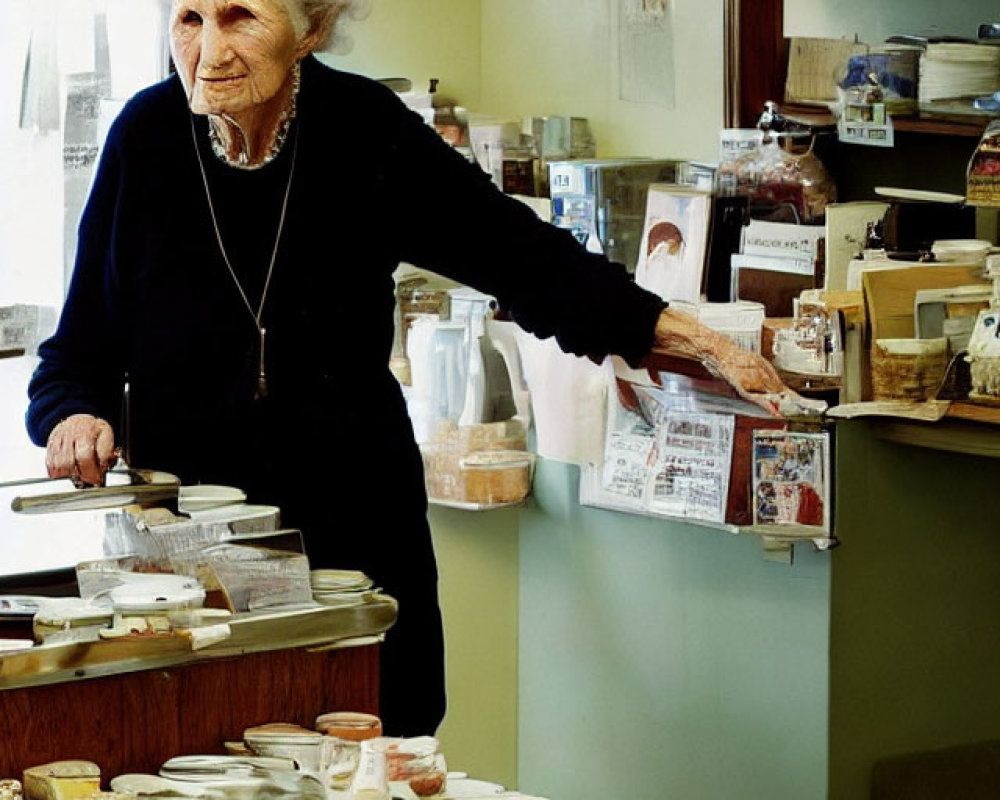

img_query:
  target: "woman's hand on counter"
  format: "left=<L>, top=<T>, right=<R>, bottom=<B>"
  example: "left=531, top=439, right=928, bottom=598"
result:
left=45, top=413, right=117, bottom=486
left=653, top=307, right=789, bottom=414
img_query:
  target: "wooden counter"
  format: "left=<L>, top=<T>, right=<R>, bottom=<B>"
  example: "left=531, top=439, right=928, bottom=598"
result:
left=0, top=597, right=396, bottom=779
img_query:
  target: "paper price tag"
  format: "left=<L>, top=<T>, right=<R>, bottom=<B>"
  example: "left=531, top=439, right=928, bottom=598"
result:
left=838, top=102, right=895, bottom=148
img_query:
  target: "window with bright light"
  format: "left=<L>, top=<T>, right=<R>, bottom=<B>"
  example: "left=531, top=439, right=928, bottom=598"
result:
left=1, top=2, right=168, bottom=485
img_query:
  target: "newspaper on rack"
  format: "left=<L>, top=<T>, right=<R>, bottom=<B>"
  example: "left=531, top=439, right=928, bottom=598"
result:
left=751, top=429, right=831, bottom=532
left=582, top=359, right=738, bottom=524
left=645, top=411, right=734, bottom=521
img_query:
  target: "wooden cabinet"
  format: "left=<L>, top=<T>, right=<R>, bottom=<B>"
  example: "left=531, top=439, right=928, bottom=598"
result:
left=0, top=646, right=379, bottom=779
left=0, top=599, right=395, bottom=780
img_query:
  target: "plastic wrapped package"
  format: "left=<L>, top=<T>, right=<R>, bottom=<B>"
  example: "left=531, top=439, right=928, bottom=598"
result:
left=967, top=120, right=1000, bottom=208
left=377, top=737, right=447, bottom=798
left=420, top=419, right=531, bottom=506
left=967, top=308, right=1000, bottom=400
left=772, top=300, right=843, bottom=377
left=724, top=134, right=836, bottom=224
left=839, top=47, right=919, bottom=116
left=169, top=543, right=312, bottom=612
left=0, top=779, right=21, bottom=800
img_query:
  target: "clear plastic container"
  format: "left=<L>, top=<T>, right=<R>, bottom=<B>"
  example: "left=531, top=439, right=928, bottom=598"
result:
left=313, top=713, right=383, bottom=790
left=347, top=739, right=390, bottom=800
left=168, top=543, right=311, bottom=612
left=420, top=420, right=529, bottom=505
left=459, top=450, right=535, bottom=505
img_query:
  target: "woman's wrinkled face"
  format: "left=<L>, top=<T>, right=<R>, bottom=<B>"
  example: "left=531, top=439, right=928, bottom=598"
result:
left=170, top=0, right=306, bottom=118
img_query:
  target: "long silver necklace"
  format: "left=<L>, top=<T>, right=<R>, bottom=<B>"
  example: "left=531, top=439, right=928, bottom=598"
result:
left=190, top=114, right=299, bottom=402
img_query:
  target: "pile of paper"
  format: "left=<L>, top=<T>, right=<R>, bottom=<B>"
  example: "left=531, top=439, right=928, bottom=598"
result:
left=919, top=43, right=1000, bottom=117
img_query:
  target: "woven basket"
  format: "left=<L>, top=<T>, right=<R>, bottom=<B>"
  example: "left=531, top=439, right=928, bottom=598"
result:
left=871, top=338, right=947, bottom=401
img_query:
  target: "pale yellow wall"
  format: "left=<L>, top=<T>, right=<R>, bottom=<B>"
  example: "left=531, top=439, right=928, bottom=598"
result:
left=317, top=0, right=482, bottom=111
left=322, top=0, right=724, bottom=160
left=479, top=0, right=724, bottom=163
left=429, top=506, right=520, bottom=790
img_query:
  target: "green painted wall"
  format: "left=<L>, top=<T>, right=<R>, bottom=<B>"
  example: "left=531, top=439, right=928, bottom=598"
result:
left=830, top=422, right=1000, bottom=799
left=518, top=459, right=831, bottom=800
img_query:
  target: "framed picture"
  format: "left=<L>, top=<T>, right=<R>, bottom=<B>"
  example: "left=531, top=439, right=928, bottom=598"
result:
left=634, top=183, right=712, bottom=303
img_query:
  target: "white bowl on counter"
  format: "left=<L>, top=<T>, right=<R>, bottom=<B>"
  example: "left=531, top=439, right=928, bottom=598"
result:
left=932, top=239, right=993, bottom=265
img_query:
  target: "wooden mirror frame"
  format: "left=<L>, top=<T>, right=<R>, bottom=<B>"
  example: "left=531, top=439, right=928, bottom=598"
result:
left=723, top=0, right=785, bottom=128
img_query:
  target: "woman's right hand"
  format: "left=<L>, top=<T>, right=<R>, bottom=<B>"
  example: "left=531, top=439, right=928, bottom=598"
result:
left=45, top=413, right=117, bottom=487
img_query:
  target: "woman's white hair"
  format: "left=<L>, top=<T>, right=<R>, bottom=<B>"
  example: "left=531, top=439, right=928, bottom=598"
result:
left=286, top=0, right=372, bottom=54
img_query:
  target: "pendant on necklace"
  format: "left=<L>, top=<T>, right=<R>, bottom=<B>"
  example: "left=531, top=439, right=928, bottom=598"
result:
left=255, top=326, right=269, bottom=402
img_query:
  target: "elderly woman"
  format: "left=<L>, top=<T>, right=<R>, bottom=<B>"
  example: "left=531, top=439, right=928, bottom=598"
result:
left=26, top=0, right=789, bottom=735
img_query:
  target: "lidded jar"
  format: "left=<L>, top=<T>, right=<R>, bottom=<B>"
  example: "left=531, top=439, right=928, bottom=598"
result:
left=315, top=712, right=383, bottom=791
left=315, top=711, right=383, bottom=741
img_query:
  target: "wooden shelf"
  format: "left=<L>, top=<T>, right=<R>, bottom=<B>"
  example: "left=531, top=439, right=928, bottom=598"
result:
left=868, top=408, right=1000, bottom=459
left=892, top=116, right=991, bottom=138
left=429, top=497, right=526, bottom=512
left=947, top=400, right=1000, bottom=425
left=770, top=107, right=990, bottom=138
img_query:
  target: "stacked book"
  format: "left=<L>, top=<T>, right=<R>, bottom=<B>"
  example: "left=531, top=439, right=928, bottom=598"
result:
left=919, top=42, right=1000, bottom=120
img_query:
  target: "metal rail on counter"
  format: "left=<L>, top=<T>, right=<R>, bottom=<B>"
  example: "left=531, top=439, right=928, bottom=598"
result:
left=0, top=595, right=397, bottom=691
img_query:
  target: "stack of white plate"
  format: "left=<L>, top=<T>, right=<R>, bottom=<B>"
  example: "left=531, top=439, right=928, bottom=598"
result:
left=111, top=754, right=327, bottom=799
left=159, top=754, right=301, bottom=781
left=178, top=485, right=246, bottom=513
left=310, top=570, right=375, bottom=607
